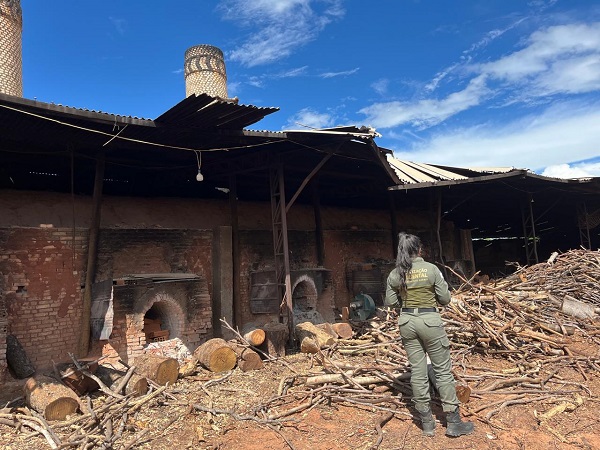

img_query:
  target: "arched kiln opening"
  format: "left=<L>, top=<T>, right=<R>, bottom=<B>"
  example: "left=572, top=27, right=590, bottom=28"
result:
left=292, top=275, right=323, bottom=325
left=142, top=299, right=183, bottom=344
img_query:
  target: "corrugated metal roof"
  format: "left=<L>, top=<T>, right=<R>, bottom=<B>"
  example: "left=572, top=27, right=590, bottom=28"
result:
left=386, top=154, right=516, bottom=184
left=155, top=93, right=279, bottom=129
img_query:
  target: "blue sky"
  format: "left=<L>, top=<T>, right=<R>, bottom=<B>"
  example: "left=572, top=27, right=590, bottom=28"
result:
left=21, top=0, right=600, bottom=177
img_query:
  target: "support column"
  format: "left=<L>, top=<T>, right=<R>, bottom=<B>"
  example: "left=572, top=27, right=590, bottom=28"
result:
left=311, top=182, right=324, bottom=267
left=389, top=192, right=398, bottom=258
left=577, top=202, right=592, bottom=250
left=212, top=226, right=233, bottom=338
left=229, top=174, right=241, bottom=328
left=78, top=151, right=105, bottom=357
left=521, top=193, right=539, bottom=264
left=270, top=164, right=293, bottom=338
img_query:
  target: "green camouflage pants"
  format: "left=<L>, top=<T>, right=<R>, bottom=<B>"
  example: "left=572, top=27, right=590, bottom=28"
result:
left=398, top=312, right=459, bottom=412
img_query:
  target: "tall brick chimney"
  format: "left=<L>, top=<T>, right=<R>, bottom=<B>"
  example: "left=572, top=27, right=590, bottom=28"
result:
left=0, top=0, right=23, bottom=97
left=184, top=45, right=228, bottom=99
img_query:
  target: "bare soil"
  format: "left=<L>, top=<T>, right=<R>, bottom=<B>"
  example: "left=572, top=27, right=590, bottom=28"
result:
left=2, top=330, right=599, bottom=450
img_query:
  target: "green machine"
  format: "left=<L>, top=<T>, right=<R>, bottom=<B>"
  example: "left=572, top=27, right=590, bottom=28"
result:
left=349, top=293, right=376, bottom=321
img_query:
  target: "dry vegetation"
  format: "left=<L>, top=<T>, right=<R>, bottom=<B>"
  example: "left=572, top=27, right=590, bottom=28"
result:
left=2, top=249, right=600, bottom=450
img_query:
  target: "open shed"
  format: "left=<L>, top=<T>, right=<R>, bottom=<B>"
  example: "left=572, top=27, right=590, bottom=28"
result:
left=387, top=157, right=600, bottom=276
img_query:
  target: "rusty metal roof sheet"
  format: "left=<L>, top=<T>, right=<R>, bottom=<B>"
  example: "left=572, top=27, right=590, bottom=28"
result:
left=155, top=93, right=279, bottom=129
left=386, top=154, right=517, bottom=185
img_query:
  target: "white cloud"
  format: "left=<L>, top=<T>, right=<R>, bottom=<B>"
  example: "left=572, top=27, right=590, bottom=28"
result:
left=360, top=75, right=490, bottom=129
left=362, top=22, right=600, bottom=131
left=320, top=67, right=359, bottom=79
left=247, top=77, right=264, bottom=88
left=478, top=22, right=600, bottom=96
left=360, top=18, right=600, bottom=178
left=284, top=107, right=334, bottom=130
left=274, top=66, right=309, bottom=78
left=227, top=81, right=242, bottom=97
left=541, top=163, right=600, bottom=178
left=424, top=64, right=458, bottom=93
left=371, top=78, right=389, bottom=96
left=389, top=102, right=600, bottom=171
left=463, top=18, right=526, bottom=56
left=109, top=17, right=127, bottom=35
left=218, top=0, right=344, bottom=67
left=534, top=55, right=600, bottom=95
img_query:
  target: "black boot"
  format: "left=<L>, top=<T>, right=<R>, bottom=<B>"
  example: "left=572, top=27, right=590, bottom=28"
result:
left=416, top=407, right=436, bottom=437
left=445, top=408, right=474, bottom=437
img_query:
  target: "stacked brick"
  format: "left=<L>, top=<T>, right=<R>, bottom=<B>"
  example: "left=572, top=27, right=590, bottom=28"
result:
left=0, top=0, right=23, bottom=96
left=0, top=278, right=7, bottom=382
left=0, top=226, right=215, bottom=372
left=0, top=227, right=86, bottom=372
left=110, top=281, right=212, bottom=363
left=184, top=45, right=228, bottom=99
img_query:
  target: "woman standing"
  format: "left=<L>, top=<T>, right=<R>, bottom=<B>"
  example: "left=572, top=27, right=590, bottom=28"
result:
left=385, top=232, right=473, bottom=437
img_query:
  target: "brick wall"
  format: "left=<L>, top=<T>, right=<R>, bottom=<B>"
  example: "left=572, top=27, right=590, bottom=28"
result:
left=0, top=227, right=86, bottom=372
left=0, top=226, right=215, bottom=372
left=238, top=229, right=396, bottom=323
left=110, top=280, right=212, bottom=363
left=0, top=264, right=7, bottom=382
left=95, top=229, right=213, bottom=288
left=0, top=191, right=457, bottom=376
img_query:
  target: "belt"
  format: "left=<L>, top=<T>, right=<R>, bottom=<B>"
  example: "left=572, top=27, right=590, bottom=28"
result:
left=401, top=307, right=438, bottom=313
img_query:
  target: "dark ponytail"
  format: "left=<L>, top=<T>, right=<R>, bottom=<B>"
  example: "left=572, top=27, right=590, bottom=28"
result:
left=395, top=232, right=422, bottom=294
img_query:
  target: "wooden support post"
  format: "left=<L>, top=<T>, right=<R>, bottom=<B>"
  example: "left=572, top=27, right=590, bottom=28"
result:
left=230, top=174, right=241, bottom=329
left=389, top=192, right=398, bottom=258
left=312, top=181, right=325, bottom=266
left=78, top=151, right=105, bottom=357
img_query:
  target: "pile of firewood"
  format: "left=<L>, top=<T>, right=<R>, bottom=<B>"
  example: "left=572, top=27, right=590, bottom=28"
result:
left=443, top=248, right=600, bottom=356
left=247, top=249, right=600, bottom=431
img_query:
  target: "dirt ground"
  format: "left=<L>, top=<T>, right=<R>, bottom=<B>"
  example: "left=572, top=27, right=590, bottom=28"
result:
left=1, top=328, right=599, bottom=450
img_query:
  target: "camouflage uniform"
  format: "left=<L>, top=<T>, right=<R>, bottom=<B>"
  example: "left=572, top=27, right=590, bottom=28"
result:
left=385, top=257, right=459, bottom=413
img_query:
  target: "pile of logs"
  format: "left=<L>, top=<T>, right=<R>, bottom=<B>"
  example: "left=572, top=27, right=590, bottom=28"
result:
left=443, top=248, right=600, bottom=356
left=243, top=249, right=600, bottom=429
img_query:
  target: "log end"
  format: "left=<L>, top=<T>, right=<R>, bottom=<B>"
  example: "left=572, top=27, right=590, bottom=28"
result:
left=208, top=347, right=237, bottom=373
left=195, top=338, right=238, bottom=372
left=24, top=376, right=81, bottom=421
left=45, top=397, right=80, bottom=421
left=155, top=358, right=180, bottom=386
left=300, top=337, right=320, bottom=354
left=130, top=376, right=149, bottom=396
left=245, top=329, right=266, bottom=346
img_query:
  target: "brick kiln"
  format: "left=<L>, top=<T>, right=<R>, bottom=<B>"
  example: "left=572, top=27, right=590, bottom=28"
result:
left=92, top=274, right=212, bottom=363
left=249, top=268, right=335, bottom=325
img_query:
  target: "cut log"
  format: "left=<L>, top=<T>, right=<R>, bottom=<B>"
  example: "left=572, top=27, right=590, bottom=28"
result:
left=134, top=353, right=179, bottom=386
left=300, top=336, right=320, bottom=354
left=341, top=307, right=350, bottom=323
left=241, top=323, right=266, bottom=346
left=561, top=296, right=598, bottom=320
left=259, top=321, right=289, bottom=357
left=24, top=375, right=81, bottom=421
left=456, top=384, right=471, bottom=404
left=305, top=371, right=410, bottom=387
left=229, top=343, right=263, bottom=372
left=296, top=321, right=335, bottom=349
left=331, top=322, right=354, bottom=339
left=55, top=361, right=99, bottom=396
left=194, top=338, right=237, bottom=372
left=6, top=334, right=35, bottom=379
left=316, top=322, right=338, bottom=339
left=95, top=366, right=148, bottom=396
left=542, top=323, right=576, bottom=336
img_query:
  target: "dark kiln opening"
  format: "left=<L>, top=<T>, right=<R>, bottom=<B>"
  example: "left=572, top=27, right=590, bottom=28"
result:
left=103, top=274, right=212, bottom=363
